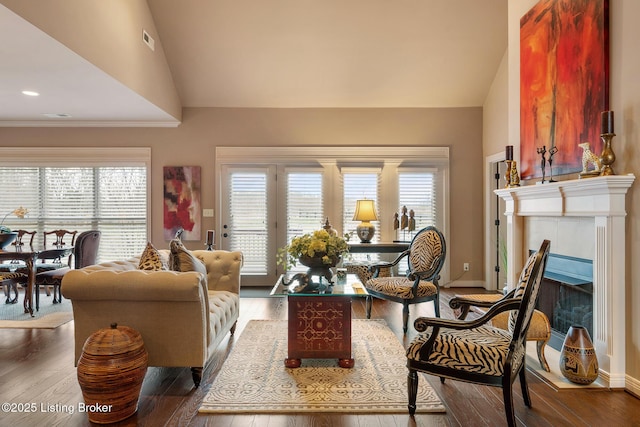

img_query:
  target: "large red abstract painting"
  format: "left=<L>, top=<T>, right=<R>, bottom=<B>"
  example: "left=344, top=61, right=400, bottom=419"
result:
left=520, top=0, right=609, bottom=180
left=164, top=166, right=202, bottom=241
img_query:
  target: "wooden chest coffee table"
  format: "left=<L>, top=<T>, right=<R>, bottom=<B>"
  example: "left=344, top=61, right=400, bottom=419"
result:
left=271, top=273, right=368, bottom=368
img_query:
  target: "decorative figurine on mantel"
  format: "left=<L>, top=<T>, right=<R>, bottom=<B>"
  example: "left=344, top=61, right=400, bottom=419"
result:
left=547, top=146, right=558, bottom=182
left=536, top=146, right=547, bottom=183
left=535, top=145, right=558, bottom=184
left=578, top=142, right=602, bottom=178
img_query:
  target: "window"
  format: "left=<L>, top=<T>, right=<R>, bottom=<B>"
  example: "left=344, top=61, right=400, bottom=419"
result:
left=397, top=169, right=438, bottom=239
left=0, top=147, right=150, bottom=263
left=341, top=171, right=380, bottom=243
left=226, top=170, right=269, bottom=275
left=216, top=146, right=450, bottom=286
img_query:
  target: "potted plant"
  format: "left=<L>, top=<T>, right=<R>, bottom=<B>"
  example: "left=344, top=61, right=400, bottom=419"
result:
left=278, top=229, right=349, bottom=271
left=0, top=206, right=29, bottom=249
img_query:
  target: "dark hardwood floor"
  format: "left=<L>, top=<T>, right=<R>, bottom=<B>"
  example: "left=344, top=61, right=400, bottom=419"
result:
left=2, top=287, right=640, bottom=426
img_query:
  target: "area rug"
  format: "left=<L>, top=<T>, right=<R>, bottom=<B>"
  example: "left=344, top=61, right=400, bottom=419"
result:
left=0, top=296, right=73, bottom=329
left=199, top=319, right=445, bottom=414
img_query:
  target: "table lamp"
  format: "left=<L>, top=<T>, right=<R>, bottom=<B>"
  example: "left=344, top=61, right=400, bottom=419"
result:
left=353, top=199, right=378, bottom=243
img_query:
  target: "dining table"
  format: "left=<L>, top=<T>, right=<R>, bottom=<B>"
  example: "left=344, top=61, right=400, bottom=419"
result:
left=0, top=245, right=74, bottom=316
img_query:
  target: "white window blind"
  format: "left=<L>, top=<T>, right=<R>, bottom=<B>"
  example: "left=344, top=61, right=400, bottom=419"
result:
left=286, top=171, right=324, bottom=271
left=398, top=170, right=438, bottom=236
left=0, top=166, right=147, bottom=263
left=227, top=171, right=268, bottom=274
left=286, top=172, right=324, bottom=242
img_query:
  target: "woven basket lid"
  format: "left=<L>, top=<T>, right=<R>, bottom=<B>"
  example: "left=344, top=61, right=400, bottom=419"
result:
left=82, top=323, right=145, bottom=356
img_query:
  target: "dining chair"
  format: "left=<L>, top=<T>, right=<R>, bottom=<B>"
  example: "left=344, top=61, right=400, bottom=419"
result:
left=0, top=230, right=38, bottom=273
left=43, top=229, right=77, bottom=263
left=1, top=271, right=24, bottom=304
left=12, top=229, right=37, bottom=246
left=364, top=226, right=446, bottom=333
left=406, top=240, right=550, bottom=427
left=35, top=230, right=101, bottom=304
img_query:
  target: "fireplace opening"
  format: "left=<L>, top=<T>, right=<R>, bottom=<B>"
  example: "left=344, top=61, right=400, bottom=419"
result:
left=534, top=252, right=593, bottom=351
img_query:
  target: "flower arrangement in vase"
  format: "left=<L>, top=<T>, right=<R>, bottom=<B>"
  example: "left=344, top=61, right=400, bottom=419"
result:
left=278, top=229, right=349, bottom=271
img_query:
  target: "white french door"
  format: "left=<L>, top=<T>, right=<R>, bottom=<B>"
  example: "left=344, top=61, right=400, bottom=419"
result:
left=219, top=165, right=325, bottom=286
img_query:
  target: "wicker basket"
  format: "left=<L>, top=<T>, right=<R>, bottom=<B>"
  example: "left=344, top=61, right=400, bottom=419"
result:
left=77, top=323, right=148, bottom=424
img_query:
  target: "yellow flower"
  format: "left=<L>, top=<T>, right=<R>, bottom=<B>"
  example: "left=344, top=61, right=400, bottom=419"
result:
left=0, top=206, right=29, bottom=233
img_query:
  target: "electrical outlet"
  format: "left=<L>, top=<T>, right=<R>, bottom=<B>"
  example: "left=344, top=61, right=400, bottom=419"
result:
left=463, top=262, right=470, bottom=271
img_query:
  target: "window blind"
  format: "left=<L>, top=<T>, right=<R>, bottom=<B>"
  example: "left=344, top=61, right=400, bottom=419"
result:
left=227, top=171, right=268, bottom=274
left=286, top=171, right=323, bottom=272
left=0, top=166, right=147, bottom=263
left=398, top=170, right=437, bottom=232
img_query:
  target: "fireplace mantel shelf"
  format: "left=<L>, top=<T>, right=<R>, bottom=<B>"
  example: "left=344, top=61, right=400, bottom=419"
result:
left=494, top=173, right=635, bottom=389
left=494, top=174, right=635, bottom=217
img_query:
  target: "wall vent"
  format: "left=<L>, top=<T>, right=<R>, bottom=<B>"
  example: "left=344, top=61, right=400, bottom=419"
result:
left=142, top=30, right=155, bottom=51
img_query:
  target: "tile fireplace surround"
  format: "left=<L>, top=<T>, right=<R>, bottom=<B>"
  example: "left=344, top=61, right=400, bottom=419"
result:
left=495, top=175, right=635, bottom=388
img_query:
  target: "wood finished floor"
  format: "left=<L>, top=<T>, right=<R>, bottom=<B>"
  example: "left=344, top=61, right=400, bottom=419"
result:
left=1, top=287, right=640, bottom=426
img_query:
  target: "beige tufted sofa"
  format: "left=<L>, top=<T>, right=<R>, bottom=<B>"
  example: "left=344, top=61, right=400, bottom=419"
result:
left=62, top=249, right=242, bottom=387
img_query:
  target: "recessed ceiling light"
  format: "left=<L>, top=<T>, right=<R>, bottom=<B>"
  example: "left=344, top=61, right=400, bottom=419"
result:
left=43, top=113, right=72, bottom=118
left=22, top=90, right=40, bottom=97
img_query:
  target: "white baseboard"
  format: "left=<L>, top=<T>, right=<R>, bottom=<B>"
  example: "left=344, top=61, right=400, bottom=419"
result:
left=625, top=374, right=640, bottom=397
left=443, top=280, right=485, bottom=288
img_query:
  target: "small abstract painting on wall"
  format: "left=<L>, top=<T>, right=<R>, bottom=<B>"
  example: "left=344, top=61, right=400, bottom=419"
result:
left=520, top=0, right=609, bottom=180
left=164, top=166, right=201, bottom=241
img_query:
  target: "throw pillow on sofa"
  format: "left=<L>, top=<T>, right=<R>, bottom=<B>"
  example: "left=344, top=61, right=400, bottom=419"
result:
left=169, top=239, right=207, bottom=275
left=138, top=242, right=168, bottom=271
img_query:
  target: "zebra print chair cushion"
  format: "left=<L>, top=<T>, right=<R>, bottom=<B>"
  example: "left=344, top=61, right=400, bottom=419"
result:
left=365, top=277, right=437, bottom=298
left=406, top=325, right=514, bottom=376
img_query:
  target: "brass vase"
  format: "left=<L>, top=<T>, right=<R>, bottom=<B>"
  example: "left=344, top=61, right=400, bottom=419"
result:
left=559, top=325, right=598, bottom=385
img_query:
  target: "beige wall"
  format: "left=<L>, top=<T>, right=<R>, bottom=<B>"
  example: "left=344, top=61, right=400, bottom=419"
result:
left=0, top=106, right=485, bottom=285
left=488, top=0, right=640, bottom=389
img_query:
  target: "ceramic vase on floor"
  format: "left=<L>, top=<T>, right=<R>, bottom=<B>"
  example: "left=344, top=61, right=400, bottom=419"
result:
left=559, top=325, right=598, bottom=385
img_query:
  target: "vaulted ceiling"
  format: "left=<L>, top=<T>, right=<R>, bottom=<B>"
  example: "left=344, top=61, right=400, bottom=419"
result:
left=0, top=0, right=507, bottom=126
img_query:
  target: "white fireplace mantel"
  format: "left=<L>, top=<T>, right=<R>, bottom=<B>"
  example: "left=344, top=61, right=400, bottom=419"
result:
left=495, top=174, right=635, bottom=388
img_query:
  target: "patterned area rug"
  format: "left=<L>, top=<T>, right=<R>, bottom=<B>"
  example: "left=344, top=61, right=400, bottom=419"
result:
left=199, top=319, right=445, bottom=414
left=0, top=294, right=73, bottom=328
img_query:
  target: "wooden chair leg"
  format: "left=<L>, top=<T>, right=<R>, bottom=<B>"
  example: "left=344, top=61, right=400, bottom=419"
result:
left=402, top=302, right=410, bottom=334
left=536, top=339, right=550, bottom=372
left=407, top=369, right=418, bottom=415
left=365, top=296, right=372, bottom=319
left=502, top=382, right=516, bottom=427
left=519, top=367, right=532, bottom=407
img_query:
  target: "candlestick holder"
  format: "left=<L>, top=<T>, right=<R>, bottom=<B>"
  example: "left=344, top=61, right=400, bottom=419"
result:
left=600, top=133, right=616, bottom=176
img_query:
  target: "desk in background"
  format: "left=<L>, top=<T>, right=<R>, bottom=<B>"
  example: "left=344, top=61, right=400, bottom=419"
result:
left=347, top=241, right=409, bottom=254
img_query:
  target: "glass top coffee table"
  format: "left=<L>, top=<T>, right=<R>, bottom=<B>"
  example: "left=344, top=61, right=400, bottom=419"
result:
left=271, top=273, right=368, bottom=368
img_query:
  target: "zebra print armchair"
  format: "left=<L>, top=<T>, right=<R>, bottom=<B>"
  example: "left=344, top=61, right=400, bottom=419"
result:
left=364, top=226, right=446, bottom=333
left=406, top=240, right=550, bottom=427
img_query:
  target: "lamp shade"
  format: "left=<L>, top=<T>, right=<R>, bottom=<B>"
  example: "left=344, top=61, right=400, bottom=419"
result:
left=352, top=199, right=378, bottom=222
